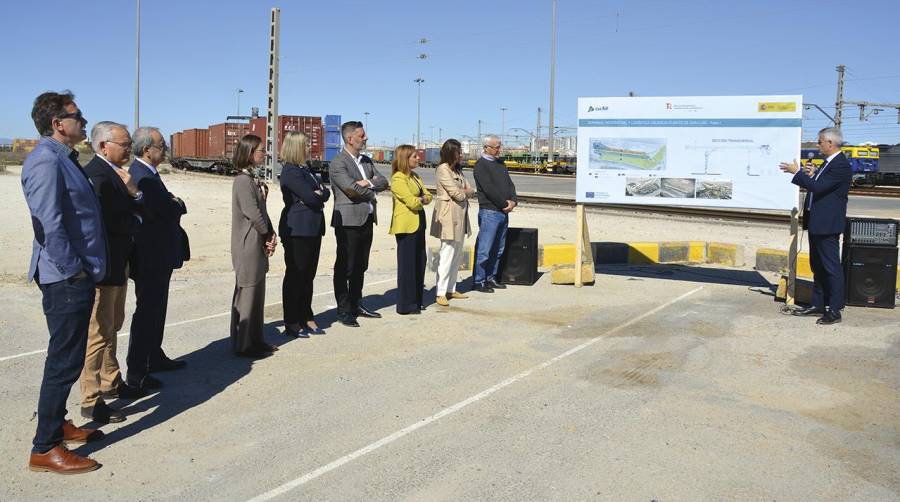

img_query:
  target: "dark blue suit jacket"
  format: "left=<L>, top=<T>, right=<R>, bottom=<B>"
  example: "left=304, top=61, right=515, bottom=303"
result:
left=279, top=163, right=331, bottom=237
left=84, top=155, right=141, bottom=285
left=21, top=137, right=107, bottom=283
left=129, top=160, right=188, bottom=275
left=792, top=152, right=851, bottom=235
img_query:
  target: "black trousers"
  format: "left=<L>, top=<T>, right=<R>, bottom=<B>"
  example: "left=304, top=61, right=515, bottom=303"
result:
left=126, top=268, right=172, bottom=384
left=283, top=235, right=322, bottom=325
left=333, top=214, right=374, bottom=320
left=33, top=276, right=95, bottom=453
left=395, top=212, right=427, bottom=314
left=809, top=233, right=845, bottom=312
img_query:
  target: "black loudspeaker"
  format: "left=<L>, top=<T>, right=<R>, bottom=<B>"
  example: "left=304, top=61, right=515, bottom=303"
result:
left=499, top=228, right=538, bottom=285
left=844, top=245, right=897, bottom=308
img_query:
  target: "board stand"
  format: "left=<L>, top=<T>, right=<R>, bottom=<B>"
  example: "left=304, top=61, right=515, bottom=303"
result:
left=786, top=206, right=800, bottom=306
left=575, top=204, right=596, bottom=287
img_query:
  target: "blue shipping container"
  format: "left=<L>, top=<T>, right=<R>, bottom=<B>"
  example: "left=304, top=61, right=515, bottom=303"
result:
left=325, top=130, right=342, bottom=148
left=325, top=147, right=341, bottom=162
left=425, top=148, right=440, bottom=165
left=325, top=114, right=341, bottom=126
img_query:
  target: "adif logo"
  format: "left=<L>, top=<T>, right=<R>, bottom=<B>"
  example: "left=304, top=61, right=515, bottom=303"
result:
left=587, top=105, right=608, bottom=112
left=666, top=103, right=673, bottom=110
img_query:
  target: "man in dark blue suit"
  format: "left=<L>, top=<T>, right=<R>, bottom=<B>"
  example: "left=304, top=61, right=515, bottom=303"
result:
left=126, top=127, right=189, bottom=390
left=21, top=91, right=105, bottom=474
left=780, top=127, right=852, bottom=325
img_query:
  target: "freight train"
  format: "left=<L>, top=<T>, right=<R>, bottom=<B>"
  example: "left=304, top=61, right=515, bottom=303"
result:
left=800, top=144, right=900, bottom=186
left=170, top=114, right=341, bottom=178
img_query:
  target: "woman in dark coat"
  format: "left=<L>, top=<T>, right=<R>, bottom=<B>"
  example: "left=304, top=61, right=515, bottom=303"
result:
left=279, top=131, right=330, bottom=337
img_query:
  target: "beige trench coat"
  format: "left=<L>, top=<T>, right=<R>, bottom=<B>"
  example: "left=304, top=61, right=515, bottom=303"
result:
left=429, top=163, right=474, bottom=241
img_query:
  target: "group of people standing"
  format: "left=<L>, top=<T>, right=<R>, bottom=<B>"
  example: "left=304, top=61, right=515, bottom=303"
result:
left=21, top=97, right=519, bottom=474
left=21, top=91, right=189, bottom=474
left=228, top=122, right=520, bottom=360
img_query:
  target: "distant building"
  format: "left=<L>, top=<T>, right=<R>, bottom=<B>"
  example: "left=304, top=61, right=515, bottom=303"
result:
left=12, top=138, right=40, bottom=153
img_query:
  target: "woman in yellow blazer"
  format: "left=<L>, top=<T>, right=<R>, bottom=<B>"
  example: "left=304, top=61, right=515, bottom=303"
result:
left=389, top=145, right=433, bottom=315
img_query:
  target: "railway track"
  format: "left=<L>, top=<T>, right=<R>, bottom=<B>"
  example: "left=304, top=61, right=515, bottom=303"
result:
left=849, top=186, right=900, bottom=197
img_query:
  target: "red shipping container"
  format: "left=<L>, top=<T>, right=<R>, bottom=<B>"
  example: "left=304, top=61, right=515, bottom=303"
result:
left=171, top=132, right=183, bottom=158
left=248, top=116, right=324, bottom=161
left=208, top=122, right=249, bottom=159
left=181, top=128, right=208, bottom=158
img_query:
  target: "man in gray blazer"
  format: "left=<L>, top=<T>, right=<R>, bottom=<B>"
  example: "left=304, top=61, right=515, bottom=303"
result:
left=328, top=121, right=388, bottom=327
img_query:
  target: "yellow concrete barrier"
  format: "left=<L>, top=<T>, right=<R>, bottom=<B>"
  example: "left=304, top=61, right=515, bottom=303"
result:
left=628, top=242, right=660, bottom=264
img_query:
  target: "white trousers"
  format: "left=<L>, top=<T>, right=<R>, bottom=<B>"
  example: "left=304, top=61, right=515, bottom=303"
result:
left=435, top=239, right=464, bottom=296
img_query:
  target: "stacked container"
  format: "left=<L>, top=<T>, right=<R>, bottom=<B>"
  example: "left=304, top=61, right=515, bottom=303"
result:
left=248, top=116, right=324, bottom=161
left=181, top=128, right=209, bottom=158
left=324, top=114, right=341, bottom=162
left=171, top=132, right=183, bottom=158
left=208, top=122, right=249, bottom=159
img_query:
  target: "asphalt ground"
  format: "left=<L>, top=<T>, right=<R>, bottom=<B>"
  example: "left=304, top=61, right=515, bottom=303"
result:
left=1, top=260, right=898, bottom=501
left=411, top=169, right=900, bottom=219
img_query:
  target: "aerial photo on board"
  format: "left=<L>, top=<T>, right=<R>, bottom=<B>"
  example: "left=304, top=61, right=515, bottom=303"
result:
left=590, top=138, right=667, bottom=171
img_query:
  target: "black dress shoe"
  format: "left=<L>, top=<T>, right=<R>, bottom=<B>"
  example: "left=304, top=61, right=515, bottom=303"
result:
left=793, top=305, right=825, bottom=316
left=140, top=374, right=163, bottom=390
left=81, top=400, right=126, bottom=424
left=816, top=312, right=842, bottom=325
left=398, top=309, right=421, bottom=315
left=102, top=382, right=147, bottom=400
left=473, top=283, right=494, bottom=293
left=357, top=305, right=382, bottom=318
left=487, top=278, right=506, bottom=289
left=338, top=317, right=360, bottom=327
left=149, top=358, right=187, bottom=373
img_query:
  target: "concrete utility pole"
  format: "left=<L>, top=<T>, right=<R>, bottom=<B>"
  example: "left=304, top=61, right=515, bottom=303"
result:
left=265, top=7, right=280, bottom=180
left=535, top=107, right=542, bottom=156
left=835, top=65, right=845, bottom=129
left=134, top=0, right=140, bottom=130
left=477, top=119, right=482, bottom=142
left=415, top=77, right=424, bottom=148
left=548, top=0, right=558, bottom=163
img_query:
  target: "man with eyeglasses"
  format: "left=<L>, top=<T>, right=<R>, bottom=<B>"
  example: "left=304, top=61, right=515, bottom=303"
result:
left=472, top=135, right=518, bottom=293
left=126, top=127, right=189, bottom=391
left=779, top=127, right=852, bottom=325
left=21, top=91, right=106, bottom=473
left=78, top=122, right=146, bottom=424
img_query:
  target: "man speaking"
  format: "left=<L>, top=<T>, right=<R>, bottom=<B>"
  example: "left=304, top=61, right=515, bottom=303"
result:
left=779, top=127, right=851, bottom=325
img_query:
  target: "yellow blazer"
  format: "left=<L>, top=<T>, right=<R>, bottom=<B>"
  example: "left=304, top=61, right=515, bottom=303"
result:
left=389, top=170, right=433, bottom=234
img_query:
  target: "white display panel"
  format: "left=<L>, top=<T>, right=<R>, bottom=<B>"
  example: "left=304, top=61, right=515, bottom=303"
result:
left=576, top=95, right=802, bottom=210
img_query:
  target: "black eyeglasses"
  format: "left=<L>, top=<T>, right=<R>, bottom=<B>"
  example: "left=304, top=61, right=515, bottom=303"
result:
left=57, top=111, right=86, bottom=123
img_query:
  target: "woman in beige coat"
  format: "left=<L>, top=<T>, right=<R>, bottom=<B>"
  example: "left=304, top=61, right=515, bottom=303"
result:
left=430, top=139, right=475, bottom=306
left=230, top=134, right=278, bottom=358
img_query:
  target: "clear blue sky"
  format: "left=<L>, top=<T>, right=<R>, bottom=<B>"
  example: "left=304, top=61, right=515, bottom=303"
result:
left=2, top=0, right=899, bottom=146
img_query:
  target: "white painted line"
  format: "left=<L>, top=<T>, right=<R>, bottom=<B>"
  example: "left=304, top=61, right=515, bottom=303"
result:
left=0, top=277, right=396, bottom=363
left=247, top=286, right=705, bottom=502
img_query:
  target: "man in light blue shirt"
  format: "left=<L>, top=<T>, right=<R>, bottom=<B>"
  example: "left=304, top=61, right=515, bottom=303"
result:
left=21, top=90, right=107, bottom=474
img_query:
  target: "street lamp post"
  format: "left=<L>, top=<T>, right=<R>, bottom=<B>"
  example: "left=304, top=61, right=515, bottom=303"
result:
left=364, top=111, right=370, bottom=130
left=548, top=0, right=558, bottom=163
left=236, top=88, right=244, bottom=116
left=500, top=107, right=507, bottom=140
left=414, top=77, right=425, bottom=148
left=134, top=0, right=141, bottom=130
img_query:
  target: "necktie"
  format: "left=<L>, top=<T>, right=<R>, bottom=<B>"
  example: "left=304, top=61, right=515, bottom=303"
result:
left=806, top=160, right=829, bottom=210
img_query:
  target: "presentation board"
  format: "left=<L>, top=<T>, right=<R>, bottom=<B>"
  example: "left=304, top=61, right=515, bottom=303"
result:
left=576, top=95, right=802, bottom=211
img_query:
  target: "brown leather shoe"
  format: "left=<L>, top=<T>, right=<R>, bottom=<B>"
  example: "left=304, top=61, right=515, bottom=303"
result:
left=28, top=445, right=100, bottom=474
left=62, top=420, right=102, bottom=444
left=436, top=296, right=450, bottom=306
left=449, top=292, right=469, bottom=299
